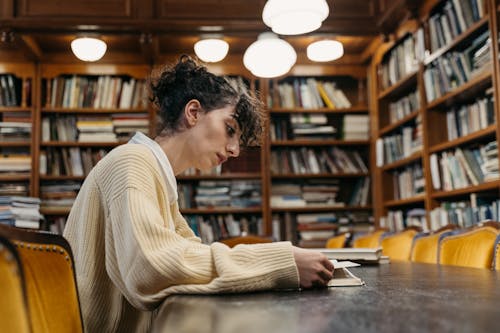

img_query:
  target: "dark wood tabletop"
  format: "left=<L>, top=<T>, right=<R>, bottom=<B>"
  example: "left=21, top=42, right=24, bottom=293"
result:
left=151, top=262, right=500, bottom=333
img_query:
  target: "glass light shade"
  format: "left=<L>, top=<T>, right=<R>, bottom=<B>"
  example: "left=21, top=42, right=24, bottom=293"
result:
left=307, top=40, right=344, bottom=62
left=194, top=38, right=229, bottom=63
left=262, top=0, right=329, bottom=35
left=243, top=32, right=296, bottom=78
left=71, top=37, right=107, bottom=62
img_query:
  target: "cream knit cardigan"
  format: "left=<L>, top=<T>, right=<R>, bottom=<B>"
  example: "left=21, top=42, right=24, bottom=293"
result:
left=63, top=143, right=299, bottom=333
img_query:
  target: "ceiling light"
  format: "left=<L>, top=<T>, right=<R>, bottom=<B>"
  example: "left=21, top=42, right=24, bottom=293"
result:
left=307, top=40, right=344, bottom=62
left=71, top=37, right=107, bottom=62
left=243, top=32, right=296, bottom=78
left=262, top=0, right=329, bottom=35
left=199, top=26, right=224, bottom=32
left=194, top=37, right=229, bottom=63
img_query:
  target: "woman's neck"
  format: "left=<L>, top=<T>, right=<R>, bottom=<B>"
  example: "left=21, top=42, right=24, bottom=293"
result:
left=154, top=132, right=191, bottom=176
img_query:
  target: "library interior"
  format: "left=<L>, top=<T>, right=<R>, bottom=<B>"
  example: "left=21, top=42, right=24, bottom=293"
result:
left=1, top=0, right=500, bottom=332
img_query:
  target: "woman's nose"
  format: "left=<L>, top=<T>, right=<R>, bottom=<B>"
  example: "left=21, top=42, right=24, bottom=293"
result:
left=226, top=137, right=240, bottom=157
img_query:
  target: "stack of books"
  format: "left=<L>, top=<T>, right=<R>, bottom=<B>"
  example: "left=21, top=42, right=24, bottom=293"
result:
left=297, top=213, right=338, bottom=248
left=0, top=196, right=43, bottom=229
left=77, top=115, right=117, bottom=142
left=342, top=115, right=370, bottom=140
left=112, top=113, right=149, bottom=141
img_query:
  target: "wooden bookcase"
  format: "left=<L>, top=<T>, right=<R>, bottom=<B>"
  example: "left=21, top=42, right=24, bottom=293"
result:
left=263, top=65, right=373, bottom=246
left=36, top=63, right=152, bottom=231
left=371, top=0, right=500, bottom=231
left=0, top=56, right=373, bottom=243
left=0, top=63, right=36, bottom=197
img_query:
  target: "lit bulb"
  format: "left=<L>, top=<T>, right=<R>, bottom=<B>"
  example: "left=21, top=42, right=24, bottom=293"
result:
left=243, top=32, right=296, bottom=78
left=194, top=38, right=229, bottom=63
left=71, top=37, right=107, bottom=62
left=307, top=40, right=344, bottom=62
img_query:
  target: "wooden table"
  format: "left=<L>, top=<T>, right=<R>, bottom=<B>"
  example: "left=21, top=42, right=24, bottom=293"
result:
left=151, top=262, right=500, bottom=333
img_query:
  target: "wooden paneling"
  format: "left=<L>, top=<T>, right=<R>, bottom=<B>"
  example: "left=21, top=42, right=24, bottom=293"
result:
left=157, top=0, right=266, bottom=19
left=16, top=0, right=133, bottom=18
left=0, top=0, right=14, bottom=18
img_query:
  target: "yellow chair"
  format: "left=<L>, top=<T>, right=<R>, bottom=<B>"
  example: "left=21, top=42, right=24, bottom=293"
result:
left=219, top=235, right=272, bottom=248
left=0, top=235, right=31, bottom=333
left=352, top=229, right=388, bottom=248
left=493, top=234, right=500, bottom=271
left=325, top=232, right=350, bottom=248
left=0, top=224, right=83, bottom=333
left=438, top=226, right=499, bottom=269
left=381, top=229, right=419, bottom=261
left=410, top=228, right=458, bottom=264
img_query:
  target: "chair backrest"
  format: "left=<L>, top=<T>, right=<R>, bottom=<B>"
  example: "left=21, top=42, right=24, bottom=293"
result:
left=476, top=220, right=500, bottom=230
left=219, top=235, right=272, bottom=248
left=438, top=226, right=499, bottom=269
left=410, top=229, right=456, bottom=264
left=0, top=235, right=31, bottom=333
left=493, top=234, right=500, bottom=271
left=325, top=232, right=350, bottom=249
left=352, top=229, right=388, bottom=248
left=0, top=224, right=83, bottom=333
left=381, top=229, right=419, bottom=261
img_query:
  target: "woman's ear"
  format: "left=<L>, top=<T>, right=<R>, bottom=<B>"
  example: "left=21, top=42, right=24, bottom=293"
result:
left=184, top=99, right=202, bottom=127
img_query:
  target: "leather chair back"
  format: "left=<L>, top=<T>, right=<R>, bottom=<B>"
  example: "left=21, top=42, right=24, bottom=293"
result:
left=438, top=226, right=499, bottom=269
left=219, top=235, right=272, bottom=248
left=0, top=235, right=31, bottom=333
left=352, top=230, right=388, bottom=248
left=381, top=229, right=419, bottom=261
left=493, top=234, right=500, bottom=270
left=410, top=230, right=456, bottom=264
left=0, top=224, right=83, bottom=333
left=325, top=233, right=350, bottom=248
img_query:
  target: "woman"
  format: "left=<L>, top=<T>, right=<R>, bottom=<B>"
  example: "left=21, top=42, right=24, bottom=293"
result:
left=64, top=56, right=334, bottom=332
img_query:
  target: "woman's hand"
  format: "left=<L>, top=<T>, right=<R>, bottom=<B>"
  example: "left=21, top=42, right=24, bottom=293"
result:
left=292, top=246, right=334, bottom=288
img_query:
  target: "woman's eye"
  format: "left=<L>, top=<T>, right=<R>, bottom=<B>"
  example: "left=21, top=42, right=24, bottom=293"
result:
left=226, top=124, right=235, bottom=137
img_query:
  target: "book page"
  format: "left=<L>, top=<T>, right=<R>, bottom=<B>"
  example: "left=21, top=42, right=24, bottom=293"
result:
left=328, top=267, right=365, bottom=287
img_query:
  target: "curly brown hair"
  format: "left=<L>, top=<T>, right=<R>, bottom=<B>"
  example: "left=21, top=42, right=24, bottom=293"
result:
left=149, top=55, right=265, bottom=147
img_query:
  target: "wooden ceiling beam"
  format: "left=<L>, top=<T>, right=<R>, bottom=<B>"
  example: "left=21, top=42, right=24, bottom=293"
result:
left=19, top=34, right=43, bottom=60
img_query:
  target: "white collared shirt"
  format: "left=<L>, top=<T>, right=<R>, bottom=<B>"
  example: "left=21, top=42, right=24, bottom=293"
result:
left=128, top=131, right=178, bottom=209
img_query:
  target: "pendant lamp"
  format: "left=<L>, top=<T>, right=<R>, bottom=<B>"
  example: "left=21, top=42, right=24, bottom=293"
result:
left=71, top=37, right=107, bottom=62
left=262, top=0, right=329, bottom=35
left=307, top=40, right=344, bottom=62
left=194, top=37, right=229, bottom=63
left=243, top=32, right=296, bottom=78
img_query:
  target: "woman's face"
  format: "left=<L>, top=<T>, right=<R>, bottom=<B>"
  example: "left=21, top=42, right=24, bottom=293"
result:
left=189, top=104, right=241, bottom=171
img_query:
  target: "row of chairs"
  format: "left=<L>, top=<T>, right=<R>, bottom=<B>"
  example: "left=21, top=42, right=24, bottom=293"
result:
left=2, top=223, right=497, bottom=331
left=0, top=224, right=83, bottom=333
left=335, top=222, right=500, bottom=269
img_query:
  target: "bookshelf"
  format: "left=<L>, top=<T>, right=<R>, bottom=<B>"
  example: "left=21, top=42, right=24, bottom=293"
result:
left=372, top=0, right=499, bottom=232
left=0, top=63, right=36, bottom=197
left=265, top=70, right=373, bottom=246
left=36, top=63, right=152, bottom=232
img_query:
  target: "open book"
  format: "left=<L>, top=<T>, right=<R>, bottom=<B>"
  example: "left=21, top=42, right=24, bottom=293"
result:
left=327, top=259, right=364, bottom=287
left=328, top=267, right=365, bottom=287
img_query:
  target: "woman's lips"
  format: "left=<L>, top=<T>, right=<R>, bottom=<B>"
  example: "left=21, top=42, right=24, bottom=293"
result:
left=217, top=153, right=227, bottom=164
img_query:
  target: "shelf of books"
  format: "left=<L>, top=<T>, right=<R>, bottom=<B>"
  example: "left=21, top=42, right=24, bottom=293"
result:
left=177, top=146, right=266, bottom=243
left=424, top=0, right=498, bottom=232
left=373, top=0, right=498, bottom=233
left=374, top=23, right=427, bottom=232
left=0, top=63, right=36, bottom=198
left=36, top=63, right=152, bottom=233
left=266, top=73, right=373, bottom=247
